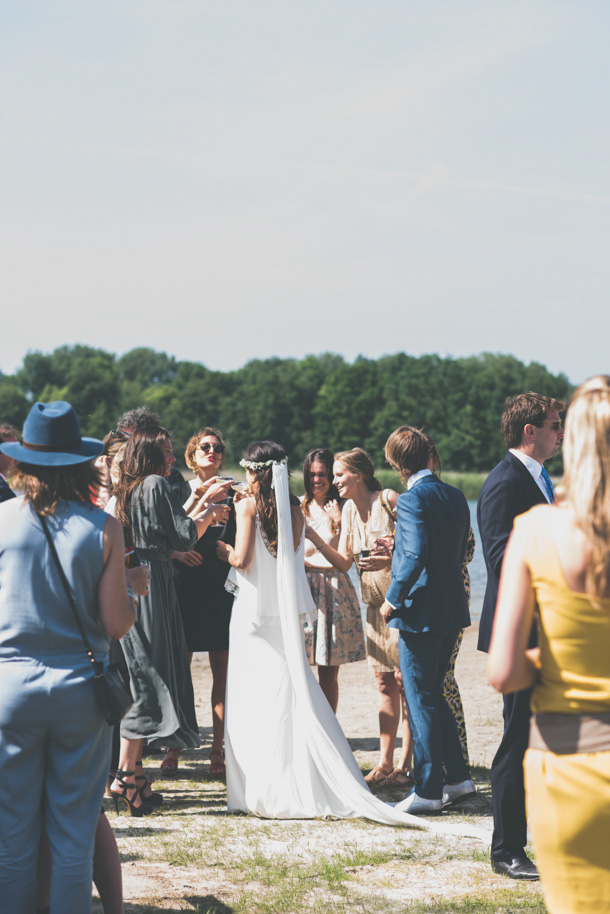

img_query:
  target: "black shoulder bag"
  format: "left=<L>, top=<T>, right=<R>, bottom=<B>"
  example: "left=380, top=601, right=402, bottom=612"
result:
left=40, top=515, right=134, bottom=726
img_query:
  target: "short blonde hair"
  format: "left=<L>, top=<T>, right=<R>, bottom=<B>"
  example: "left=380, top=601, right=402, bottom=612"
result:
left=562, top=375, right=610, bottom=597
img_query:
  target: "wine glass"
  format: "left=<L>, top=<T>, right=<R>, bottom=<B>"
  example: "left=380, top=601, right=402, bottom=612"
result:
left=231, top=481, right=249, bottom=495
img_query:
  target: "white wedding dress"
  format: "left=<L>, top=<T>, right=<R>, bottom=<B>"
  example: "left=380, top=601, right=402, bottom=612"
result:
left=223, top=463, right=428, bottom=827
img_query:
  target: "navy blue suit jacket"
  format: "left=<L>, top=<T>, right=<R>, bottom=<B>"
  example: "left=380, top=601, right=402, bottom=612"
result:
left=386, top=474, right=471, bottom=634
left=477, top=451, right=546, bottom=653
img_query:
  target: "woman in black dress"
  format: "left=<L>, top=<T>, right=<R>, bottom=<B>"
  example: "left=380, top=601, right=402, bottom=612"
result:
left=172, top=427, right=236, bottom=775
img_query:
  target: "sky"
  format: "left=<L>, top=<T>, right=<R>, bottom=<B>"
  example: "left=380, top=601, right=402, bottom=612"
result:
left=1, top=1, right=608, bottom=387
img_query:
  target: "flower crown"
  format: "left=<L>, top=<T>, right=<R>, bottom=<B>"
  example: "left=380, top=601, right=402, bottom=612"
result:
left=239, top=456, right=288, bottom=470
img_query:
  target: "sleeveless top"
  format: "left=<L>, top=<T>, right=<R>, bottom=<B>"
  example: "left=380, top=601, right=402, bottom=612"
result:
left=226, top=513, right=315, bottom=623
left=342, top=489, right=396, bottom=606
left=516, top=506, right=610, bottom=715
left=302, top=498, right=338, bottom=570
left=0, top=496, right=109, bottom=673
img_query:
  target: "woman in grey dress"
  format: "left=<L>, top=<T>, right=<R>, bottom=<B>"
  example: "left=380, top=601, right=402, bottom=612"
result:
left=0, top=400, right=136, bottom=914
left=111, top=425, right=229, bottom=814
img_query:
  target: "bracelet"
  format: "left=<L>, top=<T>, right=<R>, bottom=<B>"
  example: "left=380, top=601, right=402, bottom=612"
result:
left=126, top=584, right=138, bottom=606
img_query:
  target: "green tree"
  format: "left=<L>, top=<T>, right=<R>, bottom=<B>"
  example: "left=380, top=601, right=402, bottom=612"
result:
left=0, top=380, right=29, bottom=428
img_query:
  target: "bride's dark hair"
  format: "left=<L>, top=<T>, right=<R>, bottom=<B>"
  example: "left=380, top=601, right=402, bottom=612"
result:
left=242, top=440, right=297, bottom=551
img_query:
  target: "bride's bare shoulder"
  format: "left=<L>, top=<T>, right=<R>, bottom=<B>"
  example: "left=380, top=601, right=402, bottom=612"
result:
left=290, top=503, right=305, bottom=542
left=236, top=496, right=256, bottom=519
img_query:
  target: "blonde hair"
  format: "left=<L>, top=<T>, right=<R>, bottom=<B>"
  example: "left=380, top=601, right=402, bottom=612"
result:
left=562, top=375, right=610, bottom=596
left=333, top=448, right=381, bottom=492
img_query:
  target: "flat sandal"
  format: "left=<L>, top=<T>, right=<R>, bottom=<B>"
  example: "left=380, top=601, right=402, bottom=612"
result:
left=364, top=764, right=393, bottom=785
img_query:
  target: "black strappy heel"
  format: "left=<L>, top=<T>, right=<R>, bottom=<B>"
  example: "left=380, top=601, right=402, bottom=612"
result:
left=135, top=763, right=163, bottom=808
left=110, top=769, right=153, bottom=817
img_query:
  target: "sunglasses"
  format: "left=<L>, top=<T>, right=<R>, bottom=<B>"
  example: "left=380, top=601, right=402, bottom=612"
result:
left=198, top=442, right=225, bottom=455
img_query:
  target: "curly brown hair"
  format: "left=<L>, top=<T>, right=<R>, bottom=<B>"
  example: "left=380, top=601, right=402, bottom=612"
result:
left=184, top=427, right=226, bottom=474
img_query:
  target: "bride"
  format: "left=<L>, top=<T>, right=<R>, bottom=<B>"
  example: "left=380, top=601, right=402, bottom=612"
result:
left=216, top=440, right=427, bottom=826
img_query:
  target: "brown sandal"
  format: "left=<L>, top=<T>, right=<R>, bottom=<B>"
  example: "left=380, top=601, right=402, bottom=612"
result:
left=381, top=768, right=414, bottom=788
left=364, top=765, right=393, bottom=785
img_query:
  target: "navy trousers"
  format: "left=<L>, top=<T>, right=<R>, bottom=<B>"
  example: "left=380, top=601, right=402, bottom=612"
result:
left=399, top=629, right=470, bottom=799
left=490, top=686, right=532, bottom=860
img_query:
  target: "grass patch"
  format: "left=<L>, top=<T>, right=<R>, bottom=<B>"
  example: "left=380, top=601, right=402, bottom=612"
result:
left=398, top=890, right=547, bottom=913
left=107, top=718, right=543, bottom=913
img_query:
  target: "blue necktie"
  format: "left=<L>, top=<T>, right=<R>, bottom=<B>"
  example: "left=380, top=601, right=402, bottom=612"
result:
left=540, top=466, right=555, bottom=503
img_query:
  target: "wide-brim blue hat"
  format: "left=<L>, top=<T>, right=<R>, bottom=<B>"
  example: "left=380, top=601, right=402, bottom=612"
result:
left=0, top=400, right=104, bottom=466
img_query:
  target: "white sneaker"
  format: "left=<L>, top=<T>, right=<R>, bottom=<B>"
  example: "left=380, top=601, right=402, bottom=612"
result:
left=442, top=778, right=476, bottom=807
left=393, top=790, right=442, bottom=815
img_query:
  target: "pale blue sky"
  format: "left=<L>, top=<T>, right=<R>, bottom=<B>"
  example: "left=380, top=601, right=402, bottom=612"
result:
left=1, top=1, right=608, bottom=386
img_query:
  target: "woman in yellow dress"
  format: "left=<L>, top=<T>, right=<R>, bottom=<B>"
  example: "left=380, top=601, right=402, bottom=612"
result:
left=488, top=375, right=610, bottom=914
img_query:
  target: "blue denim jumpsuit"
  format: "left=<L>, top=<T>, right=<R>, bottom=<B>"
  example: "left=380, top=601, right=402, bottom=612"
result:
left=0, top=496, right=111, bottom=914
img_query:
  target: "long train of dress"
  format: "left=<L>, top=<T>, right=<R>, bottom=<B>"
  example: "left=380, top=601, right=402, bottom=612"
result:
left=224, top=466, right=436, bottom=829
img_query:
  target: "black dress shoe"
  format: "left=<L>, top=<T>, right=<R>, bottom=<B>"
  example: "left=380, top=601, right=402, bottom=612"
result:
left=491, top=855, right=539, bottom=881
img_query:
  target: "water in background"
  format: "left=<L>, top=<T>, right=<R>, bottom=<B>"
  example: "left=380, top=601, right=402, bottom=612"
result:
left=467, top=499, right=485, bottom=623
left=348, top=498, right=486, bottom=626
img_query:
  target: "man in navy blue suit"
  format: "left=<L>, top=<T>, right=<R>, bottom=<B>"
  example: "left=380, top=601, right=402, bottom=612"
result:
left=478, top=392, right=564, bottom=880
left=0, top=422, right=18, bottom=504
left=379, top=426, right=474, bottom=815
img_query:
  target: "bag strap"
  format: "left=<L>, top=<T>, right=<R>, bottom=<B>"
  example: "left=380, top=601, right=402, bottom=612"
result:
left=39, top=515, right=104, bottom=679
left=379, top=489, right=397, bottom=524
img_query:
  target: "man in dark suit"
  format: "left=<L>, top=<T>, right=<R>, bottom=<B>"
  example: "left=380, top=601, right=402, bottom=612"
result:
left=0, top=422, right=18, bottom=503
left=379, top=426, right=474, bottom=815
left=478, top=392, right=564, bottom=879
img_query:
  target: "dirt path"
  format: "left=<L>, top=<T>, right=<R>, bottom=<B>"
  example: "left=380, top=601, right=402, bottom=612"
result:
left=109, top=625, right=544, bottom=912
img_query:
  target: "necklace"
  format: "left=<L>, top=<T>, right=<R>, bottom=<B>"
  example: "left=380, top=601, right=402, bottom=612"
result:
left=354, top=492, right=378, bottom=548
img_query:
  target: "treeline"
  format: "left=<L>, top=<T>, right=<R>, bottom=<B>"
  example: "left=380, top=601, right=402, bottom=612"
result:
left=0, top=347, right=572, bottom=474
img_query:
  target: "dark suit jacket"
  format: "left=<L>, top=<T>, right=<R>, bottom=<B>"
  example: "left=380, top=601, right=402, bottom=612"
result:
left=0, top=477, right=15, bottom=504
left=386, top=474, right=471, bottom=634
left=477, top=451, right=546, bottom=652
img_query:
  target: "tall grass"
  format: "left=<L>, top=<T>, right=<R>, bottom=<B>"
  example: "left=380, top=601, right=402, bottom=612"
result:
left=179, top=466, right=487, bottom=501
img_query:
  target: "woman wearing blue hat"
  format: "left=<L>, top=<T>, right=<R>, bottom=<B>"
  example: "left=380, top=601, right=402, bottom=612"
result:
left=0, top=401, right=137, bottom=914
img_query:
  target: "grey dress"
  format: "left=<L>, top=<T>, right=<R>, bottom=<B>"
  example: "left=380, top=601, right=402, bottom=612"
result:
left=120, top=475, right=200, bottom=749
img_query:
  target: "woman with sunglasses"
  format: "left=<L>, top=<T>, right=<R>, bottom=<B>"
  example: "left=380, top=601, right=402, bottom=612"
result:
left=169, top=428, right=236, bottom=774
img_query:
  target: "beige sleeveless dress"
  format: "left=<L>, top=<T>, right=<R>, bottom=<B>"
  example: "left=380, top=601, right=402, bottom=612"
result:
left=342, top=490, right=399, bottom=672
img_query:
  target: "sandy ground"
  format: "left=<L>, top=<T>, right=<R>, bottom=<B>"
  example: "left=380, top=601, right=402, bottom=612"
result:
left=332, top=622, right=504, bottom=772
left=105, top=623, right=549, bottom=912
